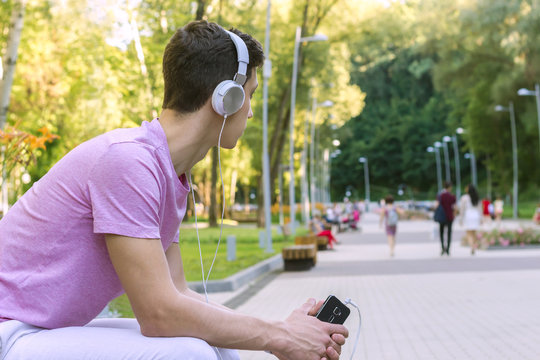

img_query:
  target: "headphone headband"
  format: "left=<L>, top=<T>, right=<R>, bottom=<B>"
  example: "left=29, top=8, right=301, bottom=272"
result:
left=226, top=30, right=249, bottom=86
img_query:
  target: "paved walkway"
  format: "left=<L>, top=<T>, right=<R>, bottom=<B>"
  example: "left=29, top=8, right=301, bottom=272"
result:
left=207, top=214, right=540, bottom=359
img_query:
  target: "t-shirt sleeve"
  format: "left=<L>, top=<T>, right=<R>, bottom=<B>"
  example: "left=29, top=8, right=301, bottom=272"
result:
left=87, top=142, right=164, bottom=239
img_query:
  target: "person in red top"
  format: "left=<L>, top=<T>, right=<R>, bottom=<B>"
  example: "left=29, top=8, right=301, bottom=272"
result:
left=437, top=181, right=457, bottom=255
left=482, top=197, right=492, bottom=225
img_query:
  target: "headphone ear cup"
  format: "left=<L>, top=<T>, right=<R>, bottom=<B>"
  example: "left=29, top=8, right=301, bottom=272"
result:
left=212, top=80, right=245, bottom=116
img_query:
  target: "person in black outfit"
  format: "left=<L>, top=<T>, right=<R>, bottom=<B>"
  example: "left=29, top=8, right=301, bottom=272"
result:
left=436, top=181, right=456, bottom=255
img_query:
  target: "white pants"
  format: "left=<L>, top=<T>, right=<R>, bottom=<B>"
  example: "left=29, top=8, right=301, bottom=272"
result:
left=0, top=318, right=239, bottom=360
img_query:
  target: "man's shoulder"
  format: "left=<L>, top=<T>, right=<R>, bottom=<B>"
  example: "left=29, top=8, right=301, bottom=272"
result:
left=440, top=191, right=455, bottom=202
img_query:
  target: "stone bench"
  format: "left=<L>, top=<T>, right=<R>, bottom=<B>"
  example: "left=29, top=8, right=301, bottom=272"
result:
left=282, top=244, right=317, bottom=271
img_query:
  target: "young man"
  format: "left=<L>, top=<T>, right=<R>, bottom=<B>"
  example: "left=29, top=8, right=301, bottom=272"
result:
left=0, top=21, right=348, bottom=360
left=437, top=181, right=456, bottom=256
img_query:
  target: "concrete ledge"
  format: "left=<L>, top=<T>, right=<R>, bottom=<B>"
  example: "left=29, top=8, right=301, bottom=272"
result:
left=188, top=254, right=283, bottom=293
left=486, top=244, right=540, bottom=251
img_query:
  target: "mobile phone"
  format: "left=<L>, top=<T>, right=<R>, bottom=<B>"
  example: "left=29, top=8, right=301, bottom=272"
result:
left=315, top=295, right=350, bottom=324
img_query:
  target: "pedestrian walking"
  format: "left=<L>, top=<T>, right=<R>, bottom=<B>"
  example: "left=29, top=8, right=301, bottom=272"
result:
left=379, top=195, right=403, bottom=257
left=435, top=181, right=456, bottom=256
left=459, top=184, right=482, bottom=254
left=481, top=197, right=492, bottom=226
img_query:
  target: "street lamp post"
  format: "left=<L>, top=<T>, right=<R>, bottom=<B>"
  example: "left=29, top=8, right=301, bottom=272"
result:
left=456, top=127, right=476, bottom=187
left=327, top=144, right=340, bottom=204
left=433, top=142, right=444, bottom=192
left=323, top=149, right=332, bottom=203
left=449, top=134, right=461, bottom=199
left=288, top=26, right=328, bottom=236
left=261, top=0, right=273, bottom=252
left=358, top=157, right=370, bottom=212
left=470, top=150, right=477, bottom=187
left=495, top=102, right=519, bottom=219
left=307, top=97, right=333, bottom=219
left=518, top=84, right=540, bottom=153
left=427, top=146, right=442, bottom=193
left=464, top=152, right=478, bottom=188
left=442, top=136, right=451, bottom=183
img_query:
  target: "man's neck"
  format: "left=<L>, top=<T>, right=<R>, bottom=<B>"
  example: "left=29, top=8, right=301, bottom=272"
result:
left=158, top=107, right=219, bottom=176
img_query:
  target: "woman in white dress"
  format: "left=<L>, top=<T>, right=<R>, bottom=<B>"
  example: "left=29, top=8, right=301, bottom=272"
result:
left=459, top=184, right=482, bottom=255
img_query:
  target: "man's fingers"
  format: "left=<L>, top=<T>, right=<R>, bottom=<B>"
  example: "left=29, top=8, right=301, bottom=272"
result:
left=298, top=298, right=317, bottom=314
left=331, top=333, right=346, bottom=346
left=327, top=323, right=349, bottom=338
left=308, top=299, right=325, bottom=316
left=325, top=345, right=340, bottom=360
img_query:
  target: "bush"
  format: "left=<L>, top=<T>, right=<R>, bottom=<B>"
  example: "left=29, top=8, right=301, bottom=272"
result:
left=479, top=228, right=540, bottom=247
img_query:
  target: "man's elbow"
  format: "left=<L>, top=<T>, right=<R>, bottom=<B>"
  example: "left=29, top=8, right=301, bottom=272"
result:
left=137, top=305, right=182, bottom=337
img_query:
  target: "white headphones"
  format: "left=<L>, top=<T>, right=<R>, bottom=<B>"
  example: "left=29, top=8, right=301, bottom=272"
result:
left=211, top=30, right=250, bottom=116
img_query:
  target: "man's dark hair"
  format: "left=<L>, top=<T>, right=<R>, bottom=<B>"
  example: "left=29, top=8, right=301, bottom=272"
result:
left=385, top=195, right=394, bottom=204
left=162, top=21, right=264, bottom=113
left=444, top=181, right=453, bottom=189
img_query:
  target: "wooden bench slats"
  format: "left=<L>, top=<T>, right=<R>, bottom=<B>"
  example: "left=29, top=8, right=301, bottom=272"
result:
left=282, top=244, right=317, bottom=271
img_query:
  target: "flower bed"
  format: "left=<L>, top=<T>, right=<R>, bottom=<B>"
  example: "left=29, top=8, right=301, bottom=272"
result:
left=478, top=228, right=540, bottom=248
left=401, top=209, right=431, bottom=220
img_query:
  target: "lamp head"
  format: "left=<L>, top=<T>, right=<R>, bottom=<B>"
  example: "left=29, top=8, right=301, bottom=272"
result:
left=301, top=33, right=328, bottom=43
left=434, top=141, right=442, bottom=147
left=427, top=146, right=434, bottom=152
left=456, top=127, right=464, bottom=134
left=332, top=139, right=340, bottom=146
left=358, top=157, right=366, bottom=163
left=310, top=34, right=328, bottom=42
left=319, top=100, right=334, bottom=107
left=494, top=105, right=506, bottom=112
left=517, top=88, right=534, bottom=96
left=443, top=136, right=452, bottom=142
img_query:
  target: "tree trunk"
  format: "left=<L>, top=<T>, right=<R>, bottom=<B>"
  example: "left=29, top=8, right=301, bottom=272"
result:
left=1, top=0, right=25, bottom=215
left=194, top=0, right=220, bottom=227
left=195, top=0, right=207, bottom=21
left=0, top=0, right=25, bottom=130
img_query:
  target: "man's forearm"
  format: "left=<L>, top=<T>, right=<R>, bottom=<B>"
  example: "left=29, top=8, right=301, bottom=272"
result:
left=141, top=292, right=286, bottom=353
left=183, top=287, right=234, bottom=313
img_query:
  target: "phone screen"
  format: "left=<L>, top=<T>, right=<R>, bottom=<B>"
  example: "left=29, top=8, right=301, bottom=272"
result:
left=315, top=295, right=350, bottom=324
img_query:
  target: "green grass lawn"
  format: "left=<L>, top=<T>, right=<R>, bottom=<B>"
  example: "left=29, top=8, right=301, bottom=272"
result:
left=502, top=201, right=537, bottom=220
left=109, top=225, right=305, bottom=317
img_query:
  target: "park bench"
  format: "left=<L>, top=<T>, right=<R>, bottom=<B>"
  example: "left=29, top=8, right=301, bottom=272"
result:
left=295, top=234, right=328, bottom=251
left=282, top=244, right=317, bottom=271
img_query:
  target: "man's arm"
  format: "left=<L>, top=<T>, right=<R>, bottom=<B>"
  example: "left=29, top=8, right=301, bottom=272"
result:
left=164, top=242, right=231, bottom=311
left=105, top=234, right=348, bottom=359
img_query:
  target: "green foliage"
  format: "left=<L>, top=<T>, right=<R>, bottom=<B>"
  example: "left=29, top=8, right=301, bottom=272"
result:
left=1, top=0, right=538, bottom=207
left=331, top=0, right=540, bottom=201
left=332, top=48, right=449, bottom=200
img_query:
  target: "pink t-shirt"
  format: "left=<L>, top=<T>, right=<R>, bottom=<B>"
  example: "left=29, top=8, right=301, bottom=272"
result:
left=0, top=119, right=189, bottom=329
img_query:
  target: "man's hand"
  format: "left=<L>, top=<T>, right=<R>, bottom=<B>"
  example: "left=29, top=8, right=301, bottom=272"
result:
left=272, top=298, right=348, bottom=360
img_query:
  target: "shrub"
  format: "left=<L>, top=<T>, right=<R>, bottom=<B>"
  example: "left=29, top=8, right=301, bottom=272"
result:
left=479, top=228, right=540, bottom=247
